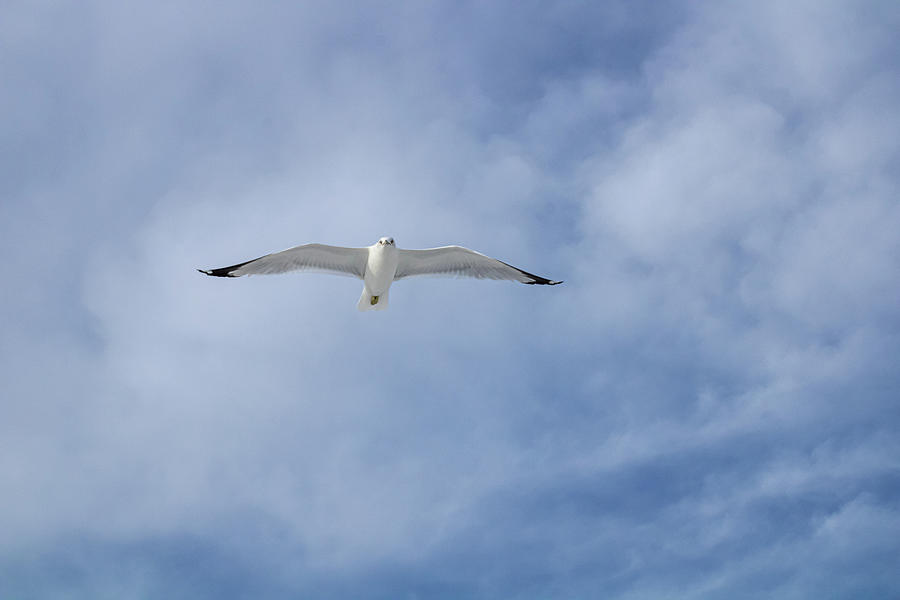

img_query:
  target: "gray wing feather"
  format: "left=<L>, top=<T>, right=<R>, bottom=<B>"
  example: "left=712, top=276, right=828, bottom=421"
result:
left=394, top=246, right=562, bottom=285
left=199, top=243, right=368, bottom=279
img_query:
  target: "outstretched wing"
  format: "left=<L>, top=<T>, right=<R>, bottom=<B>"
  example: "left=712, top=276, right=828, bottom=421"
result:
left=199, top=243, right=369, bottom=279
left=394, top=246, right=562, bottom=285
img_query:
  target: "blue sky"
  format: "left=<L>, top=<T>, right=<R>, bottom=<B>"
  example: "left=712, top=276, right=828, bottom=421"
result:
left=2, top=1, right=899, bottom=598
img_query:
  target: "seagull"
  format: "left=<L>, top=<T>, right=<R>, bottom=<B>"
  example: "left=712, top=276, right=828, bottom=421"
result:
left=199, top=236, right=562, bottom=311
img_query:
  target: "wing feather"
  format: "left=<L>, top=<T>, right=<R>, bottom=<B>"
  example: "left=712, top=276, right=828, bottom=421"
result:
left=394, top=246, right=562, bottom=285
left=199, top=243, right=368, bottom=279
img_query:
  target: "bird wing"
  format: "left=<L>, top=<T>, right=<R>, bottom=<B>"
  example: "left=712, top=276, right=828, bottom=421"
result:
left=199, top=243, right=369, bottom=279
left=394, top=246, right=562, bottom=285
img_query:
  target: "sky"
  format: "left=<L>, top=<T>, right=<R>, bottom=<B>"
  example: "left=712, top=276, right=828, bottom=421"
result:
left=2, top=1, right=899, bottom=598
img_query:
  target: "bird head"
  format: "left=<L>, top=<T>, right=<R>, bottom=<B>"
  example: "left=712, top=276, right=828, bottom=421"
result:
left=377, top=237, right=395, bottom=247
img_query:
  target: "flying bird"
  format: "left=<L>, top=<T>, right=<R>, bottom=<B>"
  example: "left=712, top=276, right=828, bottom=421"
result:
left=198, top=236, right=562, bottom=311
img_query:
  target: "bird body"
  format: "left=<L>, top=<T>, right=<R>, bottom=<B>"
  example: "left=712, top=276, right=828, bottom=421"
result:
left=199, top=236, right=561, bottom=311
left=359, top=238, right=399, bottom=310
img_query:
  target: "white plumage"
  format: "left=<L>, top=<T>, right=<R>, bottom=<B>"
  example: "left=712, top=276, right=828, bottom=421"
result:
left=199, top=236, right=562, bottom=311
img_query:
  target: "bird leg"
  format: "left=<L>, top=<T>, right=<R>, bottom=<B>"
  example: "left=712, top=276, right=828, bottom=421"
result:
left=370, top=295, right=379, bottom=305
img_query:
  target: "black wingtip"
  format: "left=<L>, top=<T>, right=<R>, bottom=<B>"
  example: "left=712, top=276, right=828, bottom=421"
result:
left=498, top=259, right=563, bottom=286
left=198, top=267, right=238, bottom=277
left=523, top=278, right=563, bottom=285
left=197, top=257, right=258, bottom=277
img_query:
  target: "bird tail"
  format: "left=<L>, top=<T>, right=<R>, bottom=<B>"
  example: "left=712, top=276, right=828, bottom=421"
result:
left=357, top=288, right=389, bottom=311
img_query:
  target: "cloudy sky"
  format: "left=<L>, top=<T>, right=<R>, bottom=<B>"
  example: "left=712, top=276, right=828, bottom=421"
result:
left=2, top=1, right=899, bottom=598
